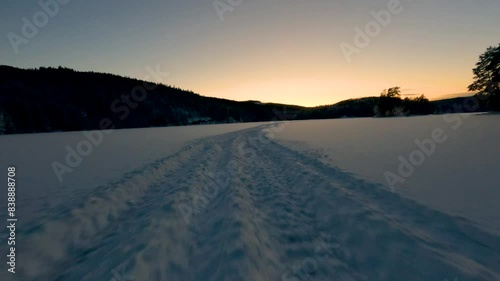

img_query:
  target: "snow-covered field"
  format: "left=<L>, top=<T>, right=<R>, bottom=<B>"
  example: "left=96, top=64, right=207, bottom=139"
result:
left=273, top=113, right=500, bottom=233
left=0, top=114, right=499, bottom=281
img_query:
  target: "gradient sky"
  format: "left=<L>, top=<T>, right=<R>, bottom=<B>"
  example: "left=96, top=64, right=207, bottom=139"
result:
left=1, top=0, right=499, bottom=106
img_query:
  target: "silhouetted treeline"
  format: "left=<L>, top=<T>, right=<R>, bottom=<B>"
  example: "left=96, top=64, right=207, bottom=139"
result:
left=374, top=87, right=433, bottom=117
left=298, top=97, right=379, bottom=119
left=468, top=43, right=500, bottom=111
left=0, top=66, right=492, bottom=135
left=432, top=96, right=490, bottom=114
left=0, top=66, right=305, bottom=134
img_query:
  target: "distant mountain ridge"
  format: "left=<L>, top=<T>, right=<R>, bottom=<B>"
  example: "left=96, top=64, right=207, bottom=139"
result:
left=0, top=65, right=486, bottom=134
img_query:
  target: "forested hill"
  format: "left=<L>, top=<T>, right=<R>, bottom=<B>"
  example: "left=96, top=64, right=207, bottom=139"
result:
left=0, top=66, right=486, bottom=134
left=0, top=65, right=306, bottom=134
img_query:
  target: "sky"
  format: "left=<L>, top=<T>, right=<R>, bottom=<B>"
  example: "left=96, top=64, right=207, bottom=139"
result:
left=1, top=0, right=500, bottom=106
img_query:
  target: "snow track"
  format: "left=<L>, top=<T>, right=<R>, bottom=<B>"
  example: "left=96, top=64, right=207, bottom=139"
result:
left=7, top=126, right=500, bottom=281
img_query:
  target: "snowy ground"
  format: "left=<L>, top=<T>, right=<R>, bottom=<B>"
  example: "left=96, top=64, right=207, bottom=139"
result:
left=0, top=115, right=499, bottom=281
left=273, top=113, right=500, bottom=234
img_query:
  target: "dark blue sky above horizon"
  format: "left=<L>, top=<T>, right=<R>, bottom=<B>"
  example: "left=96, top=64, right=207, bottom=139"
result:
left=1, top=0, right=500, bottom=106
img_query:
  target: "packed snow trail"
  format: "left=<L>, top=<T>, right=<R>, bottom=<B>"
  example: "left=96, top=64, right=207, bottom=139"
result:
left=5, top=125, right=500, bottom=281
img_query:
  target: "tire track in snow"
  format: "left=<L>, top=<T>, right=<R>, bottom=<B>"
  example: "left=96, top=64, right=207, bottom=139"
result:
left=58, top=137, right=236, bottom=280
left=16, top=141, right=208, bottom=280
left=255, top=127, right=500, bottom=281
left=11, top=126, right=500, bottom=281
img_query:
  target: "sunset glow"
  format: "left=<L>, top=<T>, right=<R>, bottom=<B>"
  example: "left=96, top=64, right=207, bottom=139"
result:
left=2, top=0, right=498, bottom=106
